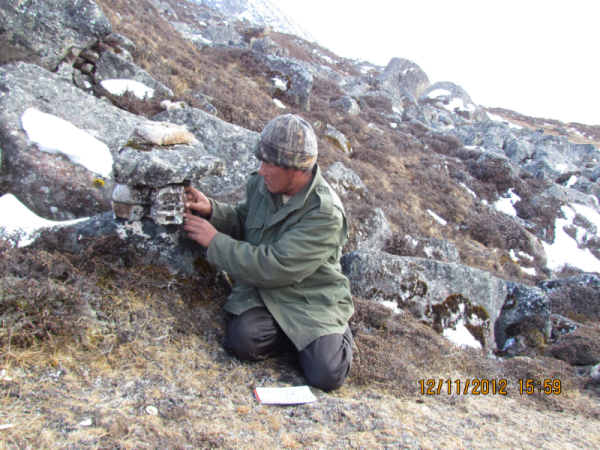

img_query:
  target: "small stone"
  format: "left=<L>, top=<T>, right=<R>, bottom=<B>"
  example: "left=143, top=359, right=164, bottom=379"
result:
left=591, top=364, right=600, bottom=381
left=79, top=418, right=92, bottom=427
left=132, top=122, right=196, bottom=146
left=146, top=406, right=158, bottom=415
left=324, top=124, right=351, bottom=153
left=79, top=49, right=100, bottom=64
left=80, top=63, right=94, bottom=75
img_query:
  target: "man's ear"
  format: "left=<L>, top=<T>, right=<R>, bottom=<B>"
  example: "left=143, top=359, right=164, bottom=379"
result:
left=292, top=169, right=304, bottom=178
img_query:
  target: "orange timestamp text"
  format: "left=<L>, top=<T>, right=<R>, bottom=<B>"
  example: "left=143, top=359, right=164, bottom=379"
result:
left=419, top=379, right=562, bottom=395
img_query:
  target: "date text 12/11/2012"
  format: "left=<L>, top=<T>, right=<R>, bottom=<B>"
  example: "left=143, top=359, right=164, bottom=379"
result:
left=419, top=379, right=562, bottom=395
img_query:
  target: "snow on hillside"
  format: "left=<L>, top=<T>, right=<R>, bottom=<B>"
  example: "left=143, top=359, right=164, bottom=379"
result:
left=21, top=108, right=114, bottom=177
left=0, top=194, right=87, bottom=246
left=197, top=0, right=316, bottom=41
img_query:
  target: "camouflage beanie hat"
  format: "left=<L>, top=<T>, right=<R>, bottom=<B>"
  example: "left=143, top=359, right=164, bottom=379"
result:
left=253, top=114, right=318, bottom=170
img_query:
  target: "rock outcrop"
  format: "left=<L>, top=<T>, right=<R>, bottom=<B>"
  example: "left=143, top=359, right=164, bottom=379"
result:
left=95, top=51, right=174, bottom=99
left=324, top=163, right=368, bottom=199
left=377, top=58, right=431, bottom=103
left=57, top=211, right=207, bottom=276
left=341, top=251, right=507, bottom=349
left=0, top=0, right=112, bottom=71
left=152, top=108, right=260, bottom=200
left=420, top=82, right=487, bottom=122
left=495, top=282, right=551, bottom=354
left=0, top=62, right=142, bottom=220
left=253, top=54, right=313, bottom=111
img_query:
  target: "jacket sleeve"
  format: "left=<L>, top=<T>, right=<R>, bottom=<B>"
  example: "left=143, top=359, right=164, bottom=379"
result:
left=206, top=206, right=344, bottom=289
left=209, top=198, right=249, bottom=241
left=207, top=176, right=255, bottom=241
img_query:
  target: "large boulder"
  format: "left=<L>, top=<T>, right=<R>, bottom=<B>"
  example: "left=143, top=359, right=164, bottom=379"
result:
left=354, top=208, right=392, bottom=252
left=331, top=97, right=360, bottom=116
left=0, top=0, right=112, bottom=71
left=95, top=51, right=174, bottom=99
left=341, top=251, right=507, bottom=349
left=570, top=178, right=600, bottom=204
left=254, top=54, right=313, bottom=111
left=520, top=135, right=579, bottom=181
left=324, top=162, right=368, bottom=199
left=495, top=282, right=551, bottom=355
left=250, top=36, right=288, bottom=57
left=0, top=62, right=143, bottom=220
left=541, top=184, right=598, bottom=210
left=152, top=108, right=259, bottom=200
left=377, top=58, right=430, bottom=101
left=51, top=211, right=208, bottom=276
left=420, top=82, right=487, bottom=122
left=202, top=25, right=243, bottom=47
left=324, top=124, right=351, bottom=154
left=566, top=143, right=600, bottom=168
left=113, top=145, right=224, bottom=188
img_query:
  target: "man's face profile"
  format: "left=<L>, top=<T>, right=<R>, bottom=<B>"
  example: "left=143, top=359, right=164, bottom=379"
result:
left=258, top=162, right=296, bottom=194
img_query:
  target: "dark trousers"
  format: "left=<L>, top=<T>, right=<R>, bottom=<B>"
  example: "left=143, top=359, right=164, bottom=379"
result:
left=226, top=307, right=353, bottom=392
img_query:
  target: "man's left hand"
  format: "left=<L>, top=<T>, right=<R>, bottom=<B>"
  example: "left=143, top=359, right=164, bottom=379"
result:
left=183, top=213, right=218, bottom=247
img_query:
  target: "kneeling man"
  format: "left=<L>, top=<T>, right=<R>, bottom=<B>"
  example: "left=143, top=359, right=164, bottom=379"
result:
left=183, top=114, right=353, bottom=391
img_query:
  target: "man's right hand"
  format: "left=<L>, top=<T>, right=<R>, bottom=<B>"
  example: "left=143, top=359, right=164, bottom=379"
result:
left=185, top=186, right=212, bottom=217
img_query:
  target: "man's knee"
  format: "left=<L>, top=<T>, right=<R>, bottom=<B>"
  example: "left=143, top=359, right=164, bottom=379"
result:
left=226, top=307, right=290, bottom=361
left=299, top=328, right=353, bottom=392
left=226, top=316, right=263, bottom=360
left=304, top=365, right=348, bottom=392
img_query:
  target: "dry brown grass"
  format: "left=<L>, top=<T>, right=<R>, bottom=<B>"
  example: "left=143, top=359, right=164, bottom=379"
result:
left=1, top=236, right=599, bottom=449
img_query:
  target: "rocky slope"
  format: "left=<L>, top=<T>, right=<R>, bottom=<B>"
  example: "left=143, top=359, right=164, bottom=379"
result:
left=0, top=0, right=599, bottom=447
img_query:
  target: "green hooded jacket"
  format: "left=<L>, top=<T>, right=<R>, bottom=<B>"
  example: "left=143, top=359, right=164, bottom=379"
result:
left=206, top=165, right=354, bottom=350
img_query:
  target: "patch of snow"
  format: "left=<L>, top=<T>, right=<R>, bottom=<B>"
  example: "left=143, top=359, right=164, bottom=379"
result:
left=502, top=337, right=516, bottom=351
left=0, top=194, right=87, bottom=246
left=426, top=89, right=452, bottom=98
left=380, top=300, right=402, bottom=314
left=459, top=182, right=476, bottom=197
left=494, top=189, right=521, bottom=217
left=390, top=123, right=397, bottom=129
left=443, top=319, right=482, bottom=349
left=367, top=123, right=384, bottom=134
left=486, top=112, right=523, bottom=129
left=566, top=175, right=578, bottom=188
left=555, top=163, right=568, bottom=172
left=191, top=35, right=212, bottom=46
left=521, top=267, right=537, bottom=276
left=392, top=106, right=402, bottom=115
left=312, top=49, right=334, bottom=64
left=427, top=209, right=447, bottom=226
left=543, top=205, right=600, bottom=273
left=272, top=77, right=287, bottom=90
left=517, top=251, right=534, bottom=261
left=100, top=79, right=154, bottom=99
left=273, top=98, right=286, bottom=109
left=21, top=108, right=113, bottom=177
